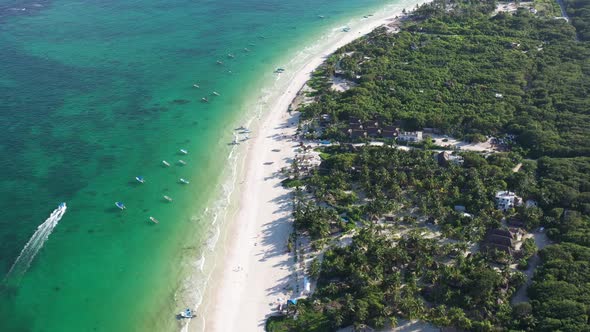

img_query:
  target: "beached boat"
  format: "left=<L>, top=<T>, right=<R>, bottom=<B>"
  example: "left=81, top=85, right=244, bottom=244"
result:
left=179, top=178, right=190, bottom=184
left=212, top=91, right=220, bottom=96
left=149, top=216, right=159, bottom=224
left=162, top=160, right=171, bottom=167
left=241, top=128, right=251, bottom=133
left=274, top=67, right=285, bottom=73
left=135, top=176, right=145, bottom=183
left=192, top=83, right=200, bottom=88
left=178, top=159, right=187, bottom=165
left=236, top=125, right=247, bottom=131
left=342, top=27, right=351, bottom=32
left=115, top=202, right=126, bottom=210
left=163, top=195, right=173, bottom=202
left=179, top=149, right=188, bottom=155
left=201, top=97, right=209, bottom=103
left=178, top=308, right=194, bottom=319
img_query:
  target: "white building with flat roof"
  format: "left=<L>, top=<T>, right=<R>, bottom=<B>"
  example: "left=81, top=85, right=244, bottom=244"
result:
left=398, top=131, right=423, bottom=142
left=495, top=191, right=522, bottom=211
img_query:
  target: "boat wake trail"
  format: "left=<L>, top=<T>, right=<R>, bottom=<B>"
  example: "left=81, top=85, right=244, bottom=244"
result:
left=4, top=203, right=67, bottom=282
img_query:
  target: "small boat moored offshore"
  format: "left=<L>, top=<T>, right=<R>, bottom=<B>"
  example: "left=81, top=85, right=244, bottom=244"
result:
left=212, top=91, right=220, bottom=96
left=179, top=149, right=188, bottom=155
left=193, top=83, right=200, bottom=88
left=135, top=176, right=145, bottom=183
left=216, top=60, right=223, bottom=65
left=149, top=216, right=159, bottom=224
left=163, top=195, right=173, bottom=202
left=179, top=178, right=190, bottom=184
left=115, top=202, right=126, bottom=210
left=178, top=159, right=187, bottom=165
left=201, top=97, right=209, bottom=103
left=178, top=308, right=195, bottom=319
left=162, top=160, right=171, bottom=167
left=227, top=53, right=235, bottom=58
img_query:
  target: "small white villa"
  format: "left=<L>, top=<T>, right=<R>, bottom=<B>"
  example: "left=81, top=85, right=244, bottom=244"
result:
left=398, top=131, right=423, bottom=142
left=495, top=191, right=522, bottom=211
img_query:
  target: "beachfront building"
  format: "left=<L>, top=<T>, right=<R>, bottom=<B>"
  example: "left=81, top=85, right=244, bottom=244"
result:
left=495, top=191, right=522, bottom=211
left=484, top=228, right=516, bottom=256
left=349, top=129, right=367, bottom=139
left=436, top=151, right=464, bottom=167
left=397, top=131, right=423, bottom=142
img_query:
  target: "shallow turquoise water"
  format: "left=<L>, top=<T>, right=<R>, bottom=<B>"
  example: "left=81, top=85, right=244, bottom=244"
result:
left=0, top=0, right=400, bottom=330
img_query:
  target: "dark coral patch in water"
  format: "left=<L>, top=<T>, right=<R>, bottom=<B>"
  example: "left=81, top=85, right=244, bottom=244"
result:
left=171, top=99, right=191, bottom=105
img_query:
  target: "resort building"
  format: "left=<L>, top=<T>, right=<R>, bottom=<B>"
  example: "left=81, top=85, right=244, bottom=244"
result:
left=397, top=131, right=423, bottom=142
left=436, top=151, right=464, bottom=167
left=349, top=129, right=366, bottom=139
left=381, top=125, right=397, bottom=139
left=495, top=191, right=522, bottom=211
left=484, top=228, right=517, bottom=256
left=366, top=127, right=380, bottom=137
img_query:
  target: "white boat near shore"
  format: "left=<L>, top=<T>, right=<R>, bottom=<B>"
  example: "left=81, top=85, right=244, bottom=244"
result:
left=178, top=308, right=194, bottom=319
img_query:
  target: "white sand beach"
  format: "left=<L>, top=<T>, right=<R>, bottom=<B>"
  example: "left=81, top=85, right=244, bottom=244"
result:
left=200, top=2, right=431, bottom=331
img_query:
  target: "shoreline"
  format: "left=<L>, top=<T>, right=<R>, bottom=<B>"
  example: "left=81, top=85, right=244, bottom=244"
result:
left=195, top=1, right=431, bottom=330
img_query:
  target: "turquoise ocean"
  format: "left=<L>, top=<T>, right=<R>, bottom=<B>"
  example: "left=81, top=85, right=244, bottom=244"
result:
left=0, top=0, right=409, bottom=331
